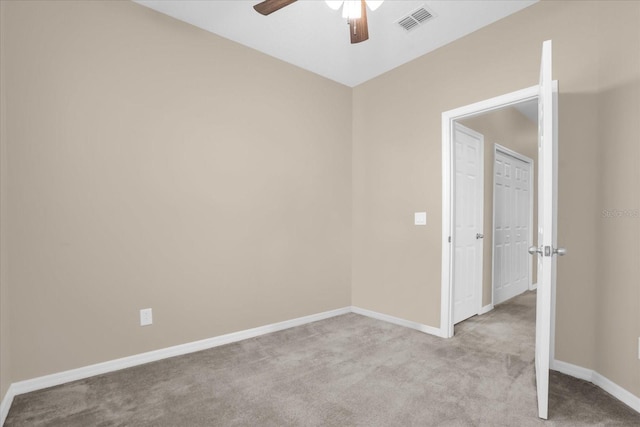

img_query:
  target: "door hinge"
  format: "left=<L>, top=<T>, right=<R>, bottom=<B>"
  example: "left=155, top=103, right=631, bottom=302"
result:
left=448, top=236, right=452, bottom=243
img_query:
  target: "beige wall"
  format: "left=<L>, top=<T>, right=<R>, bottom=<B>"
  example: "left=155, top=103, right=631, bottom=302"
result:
left=353, top=0, right=639, bottom=396
left=460, top=107, right=538, bottom=307
left=0, top=0, right=10, bottom=400
left=595, top=2, right=640, bottom=397
left=1, top=0, right=352, bottom=383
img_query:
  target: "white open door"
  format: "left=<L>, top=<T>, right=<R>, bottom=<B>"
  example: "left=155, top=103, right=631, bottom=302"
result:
left=531, top=39, right=562, bottom=420
left=453, top=123, right=483, bottom=324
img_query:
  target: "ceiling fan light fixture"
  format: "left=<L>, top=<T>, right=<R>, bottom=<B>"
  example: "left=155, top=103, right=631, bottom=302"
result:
left=365, top=0, right=383, bottom=11
left=325, top=0, right=383, bottom=19
left=342, top=1, right=362, bottom=19
left=325, top=0, right=343, bottom=11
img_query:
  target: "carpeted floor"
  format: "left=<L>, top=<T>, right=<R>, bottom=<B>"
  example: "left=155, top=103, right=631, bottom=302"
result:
left=6, top=291, right=640, bottom=426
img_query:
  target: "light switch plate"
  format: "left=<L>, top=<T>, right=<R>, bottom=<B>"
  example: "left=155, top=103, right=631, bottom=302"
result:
left=140, top=308, right=153, bottom=326
left=414, top=212, right=427, bottom=226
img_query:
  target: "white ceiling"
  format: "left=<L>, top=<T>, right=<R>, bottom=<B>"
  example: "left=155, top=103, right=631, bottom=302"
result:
left=135, top=0, right=538, bottom=87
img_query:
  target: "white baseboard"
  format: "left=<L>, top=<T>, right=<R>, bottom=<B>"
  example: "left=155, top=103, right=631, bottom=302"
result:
left=592, top=371, right=640, bottom=413
left=479, top=304, right=494, bottom=315
left=550, top=359, right=593, bottom=381
left=552, top=359, right=640, bottom=413
left=0, top=385, right=15, bottom=427
left=0, top=306, right=351, bottom=425
left=351, top=306, right=447, bottom=338
left=529, top=282, right=538, bottom=291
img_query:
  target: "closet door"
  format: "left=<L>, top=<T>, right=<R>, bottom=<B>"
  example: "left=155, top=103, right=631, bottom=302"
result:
left=493, top=148, right=531, bottom=305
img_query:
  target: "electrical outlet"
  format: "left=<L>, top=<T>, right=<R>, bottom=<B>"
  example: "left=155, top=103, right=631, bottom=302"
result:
left=140, top=308, right=153, bottom=326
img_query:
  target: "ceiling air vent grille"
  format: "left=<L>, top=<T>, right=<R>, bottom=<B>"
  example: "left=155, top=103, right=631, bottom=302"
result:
left=397, top=7, right=434, bottom=32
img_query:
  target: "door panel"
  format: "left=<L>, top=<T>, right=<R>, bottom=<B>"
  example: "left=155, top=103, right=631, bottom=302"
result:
left=453, top=124, right=483, bottom=324
left=515, top=164, right=530, bottom=289
left=494, top=149, right=531, bottom=305
left=534, top=39, right=557, bottom=420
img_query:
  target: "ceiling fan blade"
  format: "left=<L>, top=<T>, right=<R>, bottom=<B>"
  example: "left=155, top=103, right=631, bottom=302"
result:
left=253, top=0, right=297, bottom=16
left=349, top=0, right=369, bottom=44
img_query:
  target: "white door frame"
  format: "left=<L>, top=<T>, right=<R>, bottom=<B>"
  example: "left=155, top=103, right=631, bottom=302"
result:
left=491, top=144, right=535, bottom=308
left=440, top=82, right=557, bottom=341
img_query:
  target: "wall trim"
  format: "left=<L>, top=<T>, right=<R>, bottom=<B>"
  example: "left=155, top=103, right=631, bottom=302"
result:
left=0, top=306, right=351, bottom=425
left=550, top=359, right=593, bottom=381
left=0, top=385, right=15, bottom=427
left=552, top=359, right=640, bottom=414
left=479, top=304, right=494, bottom=315
left=351, top=306, right=447, bottom=338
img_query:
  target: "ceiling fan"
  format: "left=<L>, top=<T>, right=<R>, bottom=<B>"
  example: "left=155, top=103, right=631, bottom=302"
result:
left=253, top=0, right=384, bottom=44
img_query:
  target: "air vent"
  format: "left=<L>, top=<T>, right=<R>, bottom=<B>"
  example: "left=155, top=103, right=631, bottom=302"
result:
left=397, top=6, right=434, bottom=32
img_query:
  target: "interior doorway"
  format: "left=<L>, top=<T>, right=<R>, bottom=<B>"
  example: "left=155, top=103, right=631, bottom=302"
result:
left=440, top=84, right=547, bottom=339
left=450, top=99, right=538, bottom=327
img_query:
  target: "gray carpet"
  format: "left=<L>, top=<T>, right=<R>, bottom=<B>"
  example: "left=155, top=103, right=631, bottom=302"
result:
left=6, top=291, right=640, bottom=426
